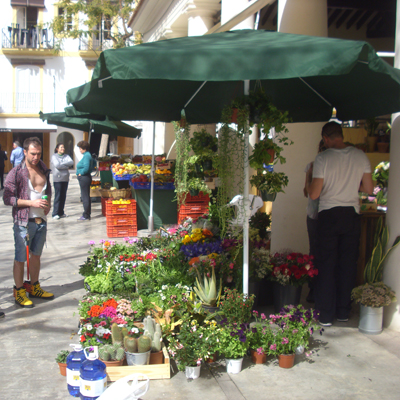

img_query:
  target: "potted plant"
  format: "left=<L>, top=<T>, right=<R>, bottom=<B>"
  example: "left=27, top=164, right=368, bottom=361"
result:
left=267, top=305, right=320, bottom=368
left=143, top=315, right=164, bottom=364
left=268, top=252, right=318, bottom=313
left=249, top=171, right=289, bottom=202
left=219, top=287, right=255, bottom=324
left=216, top=320, right=250, bottom=373
left=98, top=343, right=125, bottom=367
left=193, top=266, right=222, bottom=314
left=364, top=117, right=379, bottom=152
left=187, top=177, right=211, bottom=197
left=249, top=211, right=271, bottom=239
left=248, top=311, right=273, bottom=364
left=351, top=217, right=400, bottom=334
left=249, top=139, right=286, bottom=169
left=55, top=350, right=70, bottom=376
left=167, top=314, right=208, bottom=379
left=189, top=129, right=218, bottom=171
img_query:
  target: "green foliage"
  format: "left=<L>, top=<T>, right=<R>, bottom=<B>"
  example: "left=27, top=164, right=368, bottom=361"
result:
left=372, top=161, right=390, bottom=189
left=50, top=0, right=140, bottom=53
left=249, top=171, right=289, bottom=194
left=364, top=217, right=400, bottom=284
left=249, top=212, right=271, bottom=238
left=193, top=267, right=222, bottom=307
left=189, top=129, right=218, bottom=156
left=55, top=350, right=70, bottom=363
left=365, top=117, right=379, bottom=137
left=187, top=177, right=211, bottom=194
left=219, top=287, right=255, bottom=324
left=249, top=139, right=286, bottom=169
left=351, top=282, right=396, bottom=307
left=248, top=312, right=274, bottom=351
left=216, top=323, right=249, bottom=359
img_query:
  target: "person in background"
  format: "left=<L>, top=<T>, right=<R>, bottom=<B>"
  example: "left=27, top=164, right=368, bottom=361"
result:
left=51, top=143, right=74, bottom=220
left=303, top=139, right=326, bottom=303
left=3, top=137, right=54, bottom=309
left=76, top=140, right=94, bottom=221
left=10, top=141, right=24, bottom=167
left=0, top=144, right=8, bottom=190
left=306, top=122, right=373, bottom=327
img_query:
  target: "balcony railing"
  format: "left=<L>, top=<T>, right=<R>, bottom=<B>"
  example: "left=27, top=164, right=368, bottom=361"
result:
left=1, top=24, right=53, bottom=49
left=79, top=36, right=114, bottom=52
left=0, top=92, right=66, bottom=114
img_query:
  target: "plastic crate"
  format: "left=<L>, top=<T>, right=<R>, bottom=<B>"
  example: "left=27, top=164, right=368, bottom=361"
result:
left=183, top=192, right=210, bottom=204
left=178, top=213, right=205, bottom=224
left=106, top=214, right=137, bottom=226
left=101, top=197, right=107, bottom=217
left=130, top=181, right=150, bottom=190
left=112, top=173, right=133, bottom=181
left=107, top=225, right=137, bottom=238
left=105, top=200, right=136, bottom=215
left=98, top=161, right=111, bottom=171
left=179, top=203, right=209, bottom=214
left=130, top=181, right=175, bottom=190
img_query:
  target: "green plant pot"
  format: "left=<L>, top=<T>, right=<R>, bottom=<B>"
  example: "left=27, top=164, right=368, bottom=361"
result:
left=189, top=189, right=200, bottom=197
left=202, top=159, right=213, bottom=171
left=260, top=191, right=277, bottom=202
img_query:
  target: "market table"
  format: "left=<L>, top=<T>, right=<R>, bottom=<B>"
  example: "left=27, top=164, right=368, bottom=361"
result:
left=130, top=188, right=177, bottom=230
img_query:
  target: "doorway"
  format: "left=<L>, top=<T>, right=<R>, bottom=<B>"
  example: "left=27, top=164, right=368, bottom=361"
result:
left=56, top=131, right=74, bottom=164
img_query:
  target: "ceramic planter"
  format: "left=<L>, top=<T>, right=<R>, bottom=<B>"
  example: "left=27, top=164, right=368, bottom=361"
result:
left=359, top=304, right=383, bottom=335
left=58, top=362, right=67, bottom=376
left=185, top=365, right=201, bottom=379
left=278, top=354, right=295, bottom=369
left=225, top=357, right=243, bottom=374
left=101, top=359, right=124, bottom=368
left=125, top=350, right=151, bottom=366
left=251, top=350, right=266, bottom=364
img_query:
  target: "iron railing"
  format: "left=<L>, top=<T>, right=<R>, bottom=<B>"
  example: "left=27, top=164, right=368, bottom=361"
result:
left=79, top=36, right=114, bottom=52
left=0, top=92, right=65, bottom=114
left=1, top=24, right=53, bottom=49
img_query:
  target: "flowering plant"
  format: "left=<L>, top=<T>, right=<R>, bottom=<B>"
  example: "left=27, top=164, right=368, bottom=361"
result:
left=248, top=311, right=273, bottom=353
left=250, top=242, right=271, bottom=281
left=149, top=283, right=192, bottom=312
left=372, top=161, right=390, bottom=189
left=167, top=314, right=209, bottom=370
left=351, top=282, right=396, bottom=308
left=216, top=320, right=249, bottom=359
left=267, top=305, right=320, bottom=356
left=268, top=252, right=317, bottom=287
left=219, top=288, right=255, bottom=324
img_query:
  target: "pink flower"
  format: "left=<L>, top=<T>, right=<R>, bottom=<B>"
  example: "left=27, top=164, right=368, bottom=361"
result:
left=256, top=347, right=264, bottom=355
left=123, top=237, right=130, bottom=242
left=229, top=263, right=234, bottom=269
left=261, top=313, right=266, bottom=320
left=270, top=344, right=276, bottom=351
left=282, top=338, right=289, bottom=344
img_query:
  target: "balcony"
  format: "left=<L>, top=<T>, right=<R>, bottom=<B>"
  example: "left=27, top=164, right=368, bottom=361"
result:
left=1, top=24, right=53, bottom=52
left=79, top=36, right=114, bottom=53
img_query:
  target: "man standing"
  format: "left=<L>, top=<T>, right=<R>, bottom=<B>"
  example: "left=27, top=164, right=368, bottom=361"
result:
left=306, top=122, right=373, bottom=326
left=3, top=137, right=54, bottom=309
left=10, top=141, right=24, bottom=167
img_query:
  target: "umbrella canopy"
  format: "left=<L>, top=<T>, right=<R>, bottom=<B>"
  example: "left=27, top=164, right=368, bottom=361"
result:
left=39, top=110, right=141, bottom=139
left=67, top=29, right=400, bottom=123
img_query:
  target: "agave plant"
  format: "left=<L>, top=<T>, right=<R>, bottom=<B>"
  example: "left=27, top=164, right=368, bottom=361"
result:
left=364, top=217, right=400, bottom=283
left=193, top=266, right=222, bottom=307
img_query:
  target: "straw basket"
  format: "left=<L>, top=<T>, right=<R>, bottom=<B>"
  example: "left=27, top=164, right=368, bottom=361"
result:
left=110, top=188, right=132, bottom=199
left=99, top=189, right=112, bottom=198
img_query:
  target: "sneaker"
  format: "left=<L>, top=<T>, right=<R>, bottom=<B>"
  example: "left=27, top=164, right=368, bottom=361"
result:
left=14, top=286, right=34, bottom=308
left=25, top=281, right=54, bottom=300
left=77, top=216, right=90, bottom=221
left=319, top=321, right=333, bottom=327
left=337, top=318, right=349, bottom=322
left=0, top=311, right=5, bottom=318
left=52, top=215, right=60, bottom=220
left=60, top=214, right=68, bottom=218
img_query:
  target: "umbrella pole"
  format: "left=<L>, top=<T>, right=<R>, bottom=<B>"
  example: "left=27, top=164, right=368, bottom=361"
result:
left=148, top=121, right=156, bottom=232
left=243, top=80, right=250, bottom=296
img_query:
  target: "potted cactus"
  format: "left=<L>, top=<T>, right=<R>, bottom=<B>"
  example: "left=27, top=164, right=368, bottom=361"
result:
left=143, top=315, right=164, bottom=364
left=98, top=323, right=127, bottom=366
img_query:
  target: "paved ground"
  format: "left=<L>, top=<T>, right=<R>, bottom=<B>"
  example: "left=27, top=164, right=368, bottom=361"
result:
left=0, top=175, right=400, bottom=400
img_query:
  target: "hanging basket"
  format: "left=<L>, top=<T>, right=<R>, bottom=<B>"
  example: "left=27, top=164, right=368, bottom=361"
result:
left=260, top=191, right=277, bottom=202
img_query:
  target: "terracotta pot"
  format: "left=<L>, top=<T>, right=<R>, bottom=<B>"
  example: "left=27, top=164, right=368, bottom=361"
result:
left=205, top=353, right=218, bottom=363
left=101, top=359, right=124, bottom=367
left=180, top=118, right=186, bottom=128
left=58, top=362, right=67, bottom=376
left=150, top=350, right=164, bottom=364
left=278, top=354, right=295, bottom=369
left=266, top=149, right=275, bottom=164
left=230, top=108, right=238, bottom=123
left=251, top=349, right=267, bottom=364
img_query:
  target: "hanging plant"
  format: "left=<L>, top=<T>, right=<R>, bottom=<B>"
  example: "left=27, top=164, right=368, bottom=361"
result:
left=173, top=121, right=192, bottom=208
left=249, top=171, right=289, bottom=194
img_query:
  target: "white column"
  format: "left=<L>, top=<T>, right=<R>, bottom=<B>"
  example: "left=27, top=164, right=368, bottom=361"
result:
left=383, top=0, right=400, bottom=331
left=271, top=0, right=327, bottom=254
left=221, top=0, right=255, bottom=29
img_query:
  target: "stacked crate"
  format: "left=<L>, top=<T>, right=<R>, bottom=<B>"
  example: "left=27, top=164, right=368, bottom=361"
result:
left=178, top=192, right=210, bottom=223
left=106, top=200, right=137, bottom=237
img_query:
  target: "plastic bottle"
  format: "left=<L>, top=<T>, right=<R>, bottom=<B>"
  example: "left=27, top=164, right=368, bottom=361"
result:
left=41, top=195, right=48, bottom=200
left=79, top=347, right=107, bottom=400
left=66, top=344, right=85, bottom=397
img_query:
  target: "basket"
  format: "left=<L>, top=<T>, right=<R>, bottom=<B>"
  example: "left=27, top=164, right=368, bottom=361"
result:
left=110, top=189, right=132, bottom=199
left=99, top=189, right=112, bottom=198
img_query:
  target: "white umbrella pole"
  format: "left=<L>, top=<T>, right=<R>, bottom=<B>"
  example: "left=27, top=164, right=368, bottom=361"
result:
left=148, top=121, right=156, bottom=232
left=243, top=80, right=250, bottom=295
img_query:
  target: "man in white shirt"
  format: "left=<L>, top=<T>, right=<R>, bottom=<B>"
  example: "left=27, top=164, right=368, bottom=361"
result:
left=306, top=122, right=373, bottom=326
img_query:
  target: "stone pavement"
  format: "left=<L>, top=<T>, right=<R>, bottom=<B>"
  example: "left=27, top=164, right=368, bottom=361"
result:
left=0, top=175, right=400, bottom=400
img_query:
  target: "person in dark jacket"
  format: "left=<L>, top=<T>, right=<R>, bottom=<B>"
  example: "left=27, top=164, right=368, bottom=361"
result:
left=51, top=143, right=74, bottom=219
left=76, top=140, right=94, bottom=221
left=0, top=144, right=8, bottom=190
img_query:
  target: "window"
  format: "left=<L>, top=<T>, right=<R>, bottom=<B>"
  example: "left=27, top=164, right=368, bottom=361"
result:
left=58, top=7, right=73, bottom=31
left=16, top=66, right=40, bottom=113
left=103, top=16, right=112, bottom=40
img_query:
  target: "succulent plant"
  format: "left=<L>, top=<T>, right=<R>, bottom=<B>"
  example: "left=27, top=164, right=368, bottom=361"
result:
left=99, top=342, right=125, bottom=361
left=111, top=323, right=123, bottom=345
left=124, top=336, right=137, bottom=353
left=138, top=335, right=151, bottom=353
left=143, top=316, right=163, bottom=352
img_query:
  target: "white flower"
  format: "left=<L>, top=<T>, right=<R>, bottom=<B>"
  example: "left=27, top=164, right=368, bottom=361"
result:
left=162, top=285, right=168, bottom=290
left=161, top=295, right=166, bottom=300
left=85, top=324, right=93, bottom=330
left=130, top=327, right=139, bottom=334
left=95, top=327, right=111, bottom=336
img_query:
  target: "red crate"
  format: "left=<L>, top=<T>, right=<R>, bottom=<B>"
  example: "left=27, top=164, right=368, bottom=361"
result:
left=178, top=212, right=205, bottom=224
left=105, top=200, right=136, bottom=215
left=106, top=215, right=137, bottom=227
left=101, top=197, right=107, bottom=217
left=183, top=192, right=210, bottom=204
left=107, top=225, right=137, bottom=238
left=179, top=203, right=209, bottom=214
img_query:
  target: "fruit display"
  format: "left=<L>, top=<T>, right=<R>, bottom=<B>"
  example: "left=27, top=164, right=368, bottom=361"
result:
left=131, top=174, right=148, bottom=183
left=111, top=163, right=152, bottom=177
left=111, top=199, right=131, bottom=205
left=90, top=180, right=101, bottom=189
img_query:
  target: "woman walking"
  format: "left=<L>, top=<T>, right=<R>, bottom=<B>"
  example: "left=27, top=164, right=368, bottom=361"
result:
left=76, top=140, right=94, bottom=221
left=51, top=143, right=73, bottom=219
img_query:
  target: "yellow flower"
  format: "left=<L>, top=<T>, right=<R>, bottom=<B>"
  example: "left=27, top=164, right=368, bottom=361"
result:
left=192, top=228, right=202, bottom=234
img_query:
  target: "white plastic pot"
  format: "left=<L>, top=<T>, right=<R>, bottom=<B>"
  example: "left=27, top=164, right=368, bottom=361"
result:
left=225, top=358, right=243, bottom=374
left=185, top=365, right=201, bottom=379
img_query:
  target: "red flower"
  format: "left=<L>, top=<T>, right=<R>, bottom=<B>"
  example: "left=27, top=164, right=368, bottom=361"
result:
left=80, top=335, right=86, bottom=342
left=103, top=333, right=111, bottom=339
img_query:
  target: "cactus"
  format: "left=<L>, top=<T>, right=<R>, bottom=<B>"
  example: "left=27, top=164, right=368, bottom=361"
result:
left=115, top=347, right=125, bottom=361
left=121, top=327, right=129, bottom=338
left=138, top=335, right=151, bottom=353
left=143, top=316, right=162, bottom=353
left=152, top=331, right=162, bottom=352
left=124, top=337, right=137, bottom=353
left=99, top=347, right=110, bottom=361
left=143, top=316, right=155, bottom=338
left=111, top=323, right=123, bottom=345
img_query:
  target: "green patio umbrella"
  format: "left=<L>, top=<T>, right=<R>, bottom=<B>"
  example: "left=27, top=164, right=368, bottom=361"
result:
left=39, top=110, right=141, bottom=139
left=67, top=29, right=400, bottom=123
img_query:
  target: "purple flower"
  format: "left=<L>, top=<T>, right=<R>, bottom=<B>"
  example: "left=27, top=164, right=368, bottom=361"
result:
left=239, top=335, right=247, bottom=343
left=88, top=240, right=95, bottom=246
left=99, top=239, right=105, bottom=244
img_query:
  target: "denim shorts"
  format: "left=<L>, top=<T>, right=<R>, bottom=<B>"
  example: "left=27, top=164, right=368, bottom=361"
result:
left=13, top=221, right=47, bottom=262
